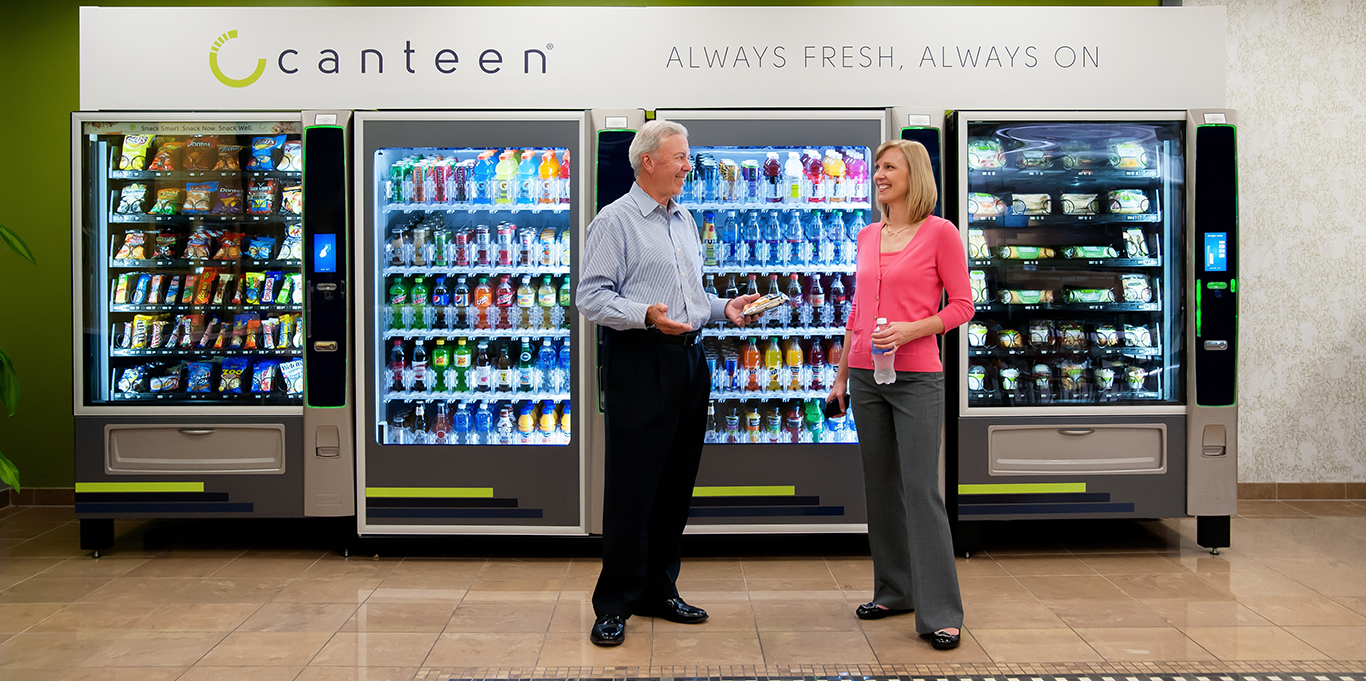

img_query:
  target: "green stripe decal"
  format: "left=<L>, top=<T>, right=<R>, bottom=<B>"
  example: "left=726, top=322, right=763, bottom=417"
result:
left=693, top=486, right=795, bottom=497
left=75, top=482, right=205, bottom=493
left=958, top=483, right=1087, bottom=495
left=365, top=487, right=494, bottom=498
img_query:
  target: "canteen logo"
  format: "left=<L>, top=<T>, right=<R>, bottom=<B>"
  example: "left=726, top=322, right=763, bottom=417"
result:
left=209, top=30, right=267, bottom=88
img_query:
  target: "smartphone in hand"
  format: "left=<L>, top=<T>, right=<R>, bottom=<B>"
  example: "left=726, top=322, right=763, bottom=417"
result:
left=823, top=397, right=845, bottom=418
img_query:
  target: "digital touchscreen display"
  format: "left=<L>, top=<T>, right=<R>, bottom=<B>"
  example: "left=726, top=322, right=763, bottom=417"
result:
left=313, top=234, right=336, bottom=273
left=1204, top=232, right=1227, bottom=272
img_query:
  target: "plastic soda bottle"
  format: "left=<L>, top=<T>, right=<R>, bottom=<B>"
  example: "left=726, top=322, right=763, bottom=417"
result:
left=431, top=338, right=450, bottom=392
left=705, top=401, right=719, bottom=443
left=388, top=277, right=408, bottom=330
left=764, top=337, right=782, bottom=391
left=518, top=338, right=535, bottom=392
left=783, top=401, right=802, bottom=443
left=473, top=276, right=493, bottom=329
left=453, top=338, right=471, bottom=391
left=809, top=275, right=826, bottom=310
left=495, top=275, right=514, bottom=329
left=763, top=152, right=783, bottom=203
left=784, top=151, right=804, bottom=203
left=473, top=340, right=493, bottom=391
left=872, top=317, right=896, bottom=384
left=539, top=150, right=559, bottom=204
left=516, top=275, right=535, bottom=328
left=557, top=150, right=571, bottom=204
left=389, top=340, right=406, bottom=391
left=494, top=151, right=516, bottom=204
left=803, top=398, right=826, bottom=442
left=823, top=149, right=846, bottom=203
left=411, top=340, right=428, bottom=391
left=804, top=150, right=825, bottom=203
left=496, top=345, right=514, bottom=391
left=808, top=336, right=826, bottom=391
left=473, top=401, right=493, bottom=444
left=410, top=276, right=429, bottom=329
left=785, top=337, right=804, bottom=390
left=741, top=337, right=762, bottom=392
left=453, top=275, right=470, bottom=308
left=518, top=150, right=539, bottom=204
left=787, top=274, right=803, bottom=310
left=701, top=211, right=719, bottom=266
left=432, top=401, right=451, bottom=444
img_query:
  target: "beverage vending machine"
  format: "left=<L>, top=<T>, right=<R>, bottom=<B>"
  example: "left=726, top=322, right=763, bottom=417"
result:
left=354, top=112, right=589, bottom=535
left=72, top=111, right=356, bottom=552
left=946, top=110, right=1238, bottom=550
left=593, top=110, right=893, bottom=532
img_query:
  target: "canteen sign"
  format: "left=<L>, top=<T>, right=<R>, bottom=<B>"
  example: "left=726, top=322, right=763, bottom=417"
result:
left=80, top=6, right=1226, bottom=111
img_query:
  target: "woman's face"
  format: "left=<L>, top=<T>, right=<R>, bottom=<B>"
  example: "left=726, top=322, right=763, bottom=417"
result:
left=874, top=149, right=910, bottom=208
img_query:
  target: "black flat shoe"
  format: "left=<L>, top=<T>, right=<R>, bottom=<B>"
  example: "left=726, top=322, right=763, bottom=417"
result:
left=920, top=629, right=960, bottom=650
left=855, top=602, right=913, bottom=620
left=642, top=598, right=708, bottom=624
left=590, top=614, right=625, bottom=646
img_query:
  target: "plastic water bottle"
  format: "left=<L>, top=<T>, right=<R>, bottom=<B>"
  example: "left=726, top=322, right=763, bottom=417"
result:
left=537, top=339, right=556, bottom=391
left=453, top=402, right=472, bottom=444
left=556, top=340, right=571, bottom=392
left=720, top=211, right=740, bottom=267
left=473, top=401, right=493, bottom=444
left=783, top=211, right=804, bottom=266
left=742, top=211, right=762, bottom=267
left=763, top=211, right=783, bottom=267
left=872, top=317, right=897, bottom=384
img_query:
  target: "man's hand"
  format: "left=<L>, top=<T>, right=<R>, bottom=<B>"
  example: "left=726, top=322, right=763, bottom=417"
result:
left=646, top=303, right=693, bottom=335
left=725, top=293, right=763, bottom=327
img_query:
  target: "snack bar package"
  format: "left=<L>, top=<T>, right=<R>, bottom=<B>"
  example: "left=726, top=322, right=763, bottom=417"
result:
left=187, top=362, right=214, bottom=393
left=194, top=268, right=219, bottom=305
left=279, top=223, right=303, bottom=259
left=148, top=317, right=169, bottom=348
left=247, top=236, right=276, bottom=260
left=114, top=232, right=146, bottom=260
left=290, top=273, right=304, bottom=305
left=149, top=187, right=184, bottom=215
left=277, top=314, right=295, bottom=348
left=280, top=358, right=304, bottom=395
left=261, top=271, right=282, bottom=302
left=212, top=273, right=236, bottom=305
left=229, top=314, right=253, bottom=348
left=182, top=136, right=218, bottom=170
left=242, top=272, right=266, bottom=305
left=247, top=179, right=279, bottom=215
left=213, top=145, right=244, bottom=171
left=180, top=313, right=203, bottom=347
left=280, top=184, right=302, bottom=215
left=278, top=140, right=302, bottom=172
left=180, top=274, right=198, bottom=304
left=212, top=185, right=243, bottom=215
left=115, top=183, right=149, bottom=214
left=262, top=317, right=278, bottom=349
left=149, top=366, right=182, bottom=393
left=130, top=274, right=152, bottom=304
left=112, top=273, right=133, bottom=304
left=146, top=274, right=165, bottom=304
left=251, top=359, right=280, bottom=393
left=247, top=135, right=286, bottom=170
left=148, top=141, right=184, bottom=171
left=197, top=316, right=220, bottom=348
left=118, top=135, right=155, bottom=171
left=213, top=232, right=245, bottom=260
left=274, top=274, right=293, bottom=305
left=182, top=181, right=218, bottom=215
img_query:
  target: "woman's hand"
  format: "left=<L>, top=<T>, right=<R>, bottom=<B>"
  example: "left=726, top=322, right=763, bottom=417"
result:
left=871, top=320, right=928, bottom=351
left=826, top=376, right=848, bottom=416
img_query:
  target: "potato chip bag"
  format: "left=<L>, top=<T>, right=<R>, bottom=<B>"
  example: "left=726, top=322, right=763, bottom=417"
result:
left=113, top=273, right=133, bottom=304
left=152, top=232, right=177, bottom=259
left=221, top=357, right=254, bottom=393
left=116, top=183, right=149, bottom=214
left=279, top=141, right=302, bottom=172
left=117, top=365, right=147, bottom=393
left=184, top=229, right=213, bottom=259
left=281, top=185, right=302, bottom=215
left=247, top=179, right=279, bottom=215
left=213, top=145, right=244, bottom=171
left=213, top=232, right=245, bottom=260
left=114, top=232, right=146, bottom=260
left=118, top=135, right=155, bottom=171
left=182, top=181, right=218, bottom=215
left=187, top=362, right=213, bottom=392
left=148, top=142, right=184, bottom=171
left=150, top=188, right=184, bottom=215
left=182, top=136, right=218, bottom=170
left=247, top=135, right=286, bottom=170
left=212, top=186, right=243, bottom=215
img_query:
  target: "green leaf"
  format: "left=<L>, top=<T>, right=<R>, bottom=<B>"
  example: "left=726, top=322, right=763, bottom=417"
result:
left=0, top=349, right=15, bottom=417
left=0, top=224, right=36, bottom=266
left=0, top=451, right=19, bottom=493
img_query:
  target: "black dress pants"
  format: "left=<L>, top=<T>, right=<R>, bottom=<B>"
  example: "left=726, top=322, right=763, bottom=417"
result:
left=592, top=329, right=710, bottom=618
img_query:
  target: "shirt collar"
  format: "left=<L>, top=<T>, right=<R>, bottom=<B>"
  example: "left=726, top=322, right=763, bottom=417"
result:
left=628, top=182, right=683, bottom=219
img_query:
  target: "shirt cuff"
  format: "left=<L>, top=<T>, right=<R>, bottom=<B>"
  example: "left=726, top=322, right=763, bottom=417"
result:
left=710, top=296, right=730, bottom=325
left=623, top=299, right=652, bottom=330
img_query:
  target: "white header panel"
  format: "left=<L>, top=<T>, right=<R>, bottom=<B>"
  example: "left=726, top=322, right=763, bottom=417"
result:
left=80, top=6, right=1225, bottom=111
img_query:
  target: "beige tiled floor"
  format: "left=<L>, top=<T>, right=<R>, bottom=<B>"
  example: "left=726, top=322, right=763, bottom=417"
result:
left=0, top=501, right=1363, bottom=680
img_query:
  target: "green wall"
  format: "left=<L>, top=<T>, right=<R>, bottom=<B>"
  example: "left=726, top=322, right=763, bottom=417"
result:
left=0, top=0, right=1158, bottom=490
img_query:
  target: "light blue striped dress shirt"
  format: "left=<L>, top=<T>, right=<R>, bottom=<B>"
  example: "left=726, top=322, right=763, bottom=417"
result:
left=577, top=182, right=728, bottom=332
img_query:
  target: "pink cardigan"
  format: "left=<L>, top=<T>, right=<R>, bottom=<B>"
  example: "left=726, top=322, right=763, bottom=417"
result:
left=845, top=216, right=974, bottom=372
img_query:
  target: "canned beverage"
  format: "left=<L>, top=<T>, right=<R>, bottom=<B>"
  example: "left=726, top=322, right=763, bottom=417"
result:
left=412, top=161, right=428, bottom=203
left=452, top=162, right=469, bottom=203
left=517, top=225, right=536, bottom=266
left=453, top=228, right=470, bottom=267
left=740, top=160, right=761, bottom=203
left=720, top=159, right=740, bottom=203
left=724, top=356, right=739, bottom=391
left=399, top=160, right=416, bottom=202
left=389, top=160, right=406, bottom=202
left=432, top=225, right=450, bottom=266
left=496, top=223, right=516, bottom=266
left=475, top=224, right=492, bottom=266
left=432, top=162, right=450, bottom=203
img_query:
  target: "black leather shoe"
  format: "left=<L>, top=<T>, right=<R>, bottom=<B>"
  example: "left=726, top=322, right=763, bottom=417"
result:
left=645, top=598, right=708, bottom=624
left=921, top=629, right=960, bottom=650
left=855, top=602, right=913, bottom=620
left=590, top=614, right=625, bottom=646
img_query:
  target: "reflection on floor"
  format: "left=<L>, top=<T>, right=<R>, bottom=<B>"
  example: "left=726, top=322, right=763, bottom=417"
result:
left=0, top=499, right=1364, bottom=681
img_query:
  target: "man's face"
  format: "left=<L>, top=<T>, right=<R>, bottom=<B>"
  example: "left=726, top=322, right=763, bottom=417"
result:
left=644, top=133, right=691, bottom=198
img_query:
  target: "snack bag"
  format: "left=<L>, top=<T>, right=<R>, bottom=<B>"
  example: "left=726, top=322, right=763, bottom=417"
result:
left=148, top=141, right=184, bottom=171
left=149, top=187, right=184, bottom=215
left=279, top=223, right=303, bottom=259
left=146, top=274, right=165, bottom=304
left=150, top=366, right=182, bottom=392
left=242, top=272, right=266, bottom=305
left=212, top=273, right=236, bottom=305
left=213, top=145, right=244, bottom=171
left=130, top=314, right=153, bottom=348
left=114, top=232, right=146, bottom=260
left=279, top=140, right=302, bottom=172
left=219, top=357, right=251, bottom=393
left=213, top=232, right=245, bottom=260
left=247, top=179, right=279, bottom=215
left=280, top=358, right=304, bottom=395
left=184, top=229, right=213, bottom=259
left=212, top=185, right=243, bottom=215
left=229, top=314, right=253, bottom=348
left=152, top=232, right=177, bottom=259
left=118, top=135, right=155, bottom=171
left=251, top=360, right=280, bottom=393
left=115, top=183, right=149, bottom=214
left=182, top=181, right=218, bottom=215
left=1121, top=273, right=1153, bottom=303
left=247, top=236, right=276, bottom=260
left=247, top=135, right=286, bottom=170
left=117, top=365, right=147, bottom=393
left=130, top=274, right=152, bottom=304
left=280, top=184, right=302, bottom=215
left=182, top=136, right=218, bottom=170
left=244, top=317, right=262, bottom=349
left=186, top=362, right=214, bottom=392
left=112, top=273, right=133, bottom=304
left=261, top=271, right=282, bottom=302
left=193, top=268, right=218, bottom=305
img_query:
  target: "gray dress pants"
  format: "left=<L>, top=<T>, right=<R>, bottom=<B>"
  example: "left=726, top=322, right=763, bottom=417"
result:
left=849, top=367, right=963, bottom=635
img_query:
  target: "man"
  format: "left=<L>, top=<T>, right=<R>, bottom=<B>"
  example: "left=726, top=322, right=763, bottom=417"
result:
left=577, top=120, right=759, bottom=646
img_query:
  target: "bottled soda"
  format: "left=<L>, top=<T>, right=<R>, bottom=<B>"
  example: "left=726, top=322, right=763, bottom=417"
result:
left=433, top=401, right=451, bottom=444
left=785, top=337, right=805, bottom=390
left=413, top=402, right=430, bottom=443
left=453, top=337, right=471, bottom=391
left=809, top=275, right=826, bottom=309
left=705, top=401, right=719, bottom=443
left=557, top=150, right=571, bottom=205
left=787, top=274, right=803, bottom=311
left=803, top=398, right=826, bottom=442
left=494, top=275, right=514, bottom=329
left=724, top=275, right=739, bottom=300
left=783, top=401, right=802, bottom=443
left=431, top=276, right=450, bottom=307
left=412, top=340, right=428, bottom=391
left=473, top=340, right=493, bottom=392
left=803, top=150, right=825, bottom=203
left=701, top=211, right=719, bottom=267
left=474, top=401, right=493, bottom=444
left=872, top=317, right=897, bottom=384
left=389, top=339, right=406, bottom=391
left=431, top=338, right=451, bottom=392
left=830, top=275, right=846, bottom=305
left=388, top=277, right=408, bottom=330
left=410, top=277, right=429, bottom=329
left=808, top=337, right=827, bottom=391
left=763, top=151, right=783, bottom=203
left=764, top=336, right=782, bottom=391
left=742, top=337, right=761, bottom=392
left=517, top=337, right=535, bottom=392
left=453, top=275, right=470, bottom=308
left=496, top=344, right=514, bottom=391
left=540, top=150, right=560, bottom=204
left=473, top=276, right=493, bottom=329
left=704, top=273, right=719, bottom=298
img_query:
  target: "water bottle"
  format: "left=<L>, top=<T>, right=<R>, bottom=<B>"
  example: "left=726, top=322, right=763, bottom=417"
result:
left=742, top=211, right=762, bottom=267
left=473, top=401, right=493, bottom=444
left=763, top=211, right=783, bottom=267
left=872, top=317, right=897, bottom=385
left=556, top=340, right=572, bottom=392
left=783, top=211, right=804, bottom=266
left=453, top=402, right=472, bottom=444
left=537, top=339, right=556, bottom=391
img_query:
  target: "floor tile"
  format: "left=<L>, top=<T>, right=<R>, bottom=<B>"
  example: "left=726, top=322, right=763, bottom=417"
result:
left=1073, top=626, right=1217, bottom=661
left=299, top=556, right=401, bottom=581
left=1236, top=500, right=1313, bottom=517
left=954, top=557, right=1010, bottom=578
left=547, top=598, right=601, bottom=633
left=1107, top=572, right=1233, bottom=601
left=1016, top=575, right=1131, bottom=601
left=424, top=631, right=545, bottom=667
left=744, top=577, right=840, bottom=591
left=197, top=631, right=334, bottom=666
left=309, top=631, right=438, bottom=666
left=123, top=558, right=236, bottom=579
left=1238, top=595, right=1366, bottom=626
left=995, top=555, right=1099, bottom=576
left=1333, top=595, right=1366, bottom=616
left=865, top=628, right=992, bottom=663
left=757, top=630, right=877, bottom=664
left=55, top=667, right=186, bottom=681
left=366, top=586, right=467, bottom=603
left=675, top=578, right=748, bottom=593
left=678, top=558, right=743, bottom=580
left=382, top=558, right=484, bottom=583
left=1182, top=625, right=1331, bottom=660
left=1197, top=566, right=1324, bottom=599
left=652, top=630, right=764, bottom=665
left=456, top=589, right=556, bottom=603
left=294, top=667, right=418, bottom=681
left=237, top=602, right=360, bottom=632
left=960, top=596, right=1068, bottom=629
left=741, top=558, right=834, bottom=580
left=1079, top=553, right=1190, bottom=575
left=1139, top=598, right=1274, bottom=629
left=0, top=559, right=66, bottom=589
left=1282, top=500, right=1366, bottom=516
left=171, top=578, right=292, bottom=603
left=443, top=601, right=556, bottom=633
left=476, top=558, right=571, bottom=580
left=653, top=601, right=755, bottom=632
left=0, top=632, right=120, bottom=670
left=536, top=630, right=650, bottom=666
left=956, top=576, right=1036, bottom=601
left=211, top=556, right=322, bottom=580
left=137, top=603, right=262, bottom=631
left=176, top=666, right=303, bottom=681
left=35, top=558, right=147, bottom=580
left=271, top=578, right=377, bottom=604
left=0, top=603, right=63, bottom=633
left=1, top=578, right=112, bottom=603
left=78, top=631, right=225, bottom=667
left=75, top=578, right=197, bottom=606
left=341, top=602, right=457, bottom=633
left=751, top=596, right=861, bottom=631
left=1046, top=598, right=1170, bottom=628
left=29, top=602, right=160, bottom=632
left=1283, top=625, right=1366, bottom=660
left=970, top=627, right=1105, bottom=662
left=464, top=578, right=564, bottom=592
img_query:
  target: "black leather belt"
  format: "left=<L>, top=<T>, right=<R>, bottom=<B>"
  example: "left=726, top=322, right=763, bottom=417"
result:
left=629, top=328, right=703, bottom=347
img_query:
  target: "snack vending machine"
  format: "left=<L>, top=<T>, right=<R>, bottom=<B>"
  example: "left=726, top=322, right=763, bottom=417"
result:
left=593, top=110, right=894, bottom=532
left=354, top=111, right=588, bottom=535
left=72, top=111, right=356, bottom=552
left=947, top=111, right=1238, bottom=549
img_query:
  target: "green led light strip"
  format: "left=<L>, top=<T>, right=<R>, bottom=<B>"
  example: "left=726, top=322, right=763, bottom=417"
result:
left=958, top=483, right=1086, bottom=495
left=693, top=486, right=795, bottom=497
left=76, top=482, right=205, bottom=493
left=365, top=487, right=494, bottom=498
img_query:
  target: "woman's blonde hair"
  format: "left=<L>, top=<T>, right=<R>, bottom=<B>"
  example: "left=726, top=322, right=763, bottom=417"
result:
left=873, top=139, right=937, bottom=224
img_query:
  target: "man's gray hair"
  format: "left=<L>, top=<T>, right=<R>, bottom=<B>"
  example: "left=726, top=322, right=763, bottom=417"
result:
left=629, top=119, right=689, bottom=176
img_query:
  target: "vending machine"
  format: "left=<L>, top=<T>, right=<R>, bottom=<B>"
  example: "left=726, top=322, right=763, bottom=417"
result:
left=592, top=109, right=894, bottom=533
left=72, top=111, right=356, bottom=552
left=353, top=111, right=589, bottom=535
left=947, top=110, right=1238, bottom=550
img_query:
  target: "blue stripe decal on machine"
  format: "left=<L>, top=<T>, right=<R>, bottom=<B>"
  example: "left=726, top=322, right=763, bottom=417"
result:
left=958, top=503, right=1135, bottom=516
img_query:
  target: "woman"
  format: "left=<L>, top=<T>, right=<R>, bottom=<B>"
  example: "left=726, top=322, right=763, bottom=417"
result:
left=828, top=139, right=973, bottom=650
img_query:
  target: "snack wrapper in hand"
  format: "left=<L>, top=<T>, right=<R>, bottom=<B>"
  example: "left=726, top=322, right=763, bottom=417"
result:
left=152, top=232, right=177, bottom=259
left=212, top=186, right=244, bottom=216
left=220, top=357, right=252, bottom=393
left=187, top=362, right=213, bottom=392
left=280, top=358, right=304, bottom=395
left=247, top=135, right=286, bottom=170
left=247, top=179, right=279, bottom=215
left=182, top=136, right=218, bottom=170
left=251, top=360, right=280, bottom=393
left=278, top=140, right=302, bottom=172
left=114, top=232, right=146, bottom=260
left=741, top=292, right=788, bottom=316
left=150, top=188, right=184, bottom=215
left=182, top=181, right=218, bottom=215
left=213, top=145, right=243, bottom=171
left=118, top=135, right=155, bottom=171
left=116, top=183, right=149, bottom=214
left=281, top=184, right=302, bottom=215
left=148, top=141, right=184, bottom=171
left=213, top=232, right=245, bottom=260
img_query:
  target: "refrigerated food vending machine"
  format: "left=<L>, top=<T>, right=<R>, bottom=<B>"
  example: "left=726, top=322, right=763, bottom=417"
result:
left=72, top=111, right=356, bottom=552
left=946, top=110, right=1238, bottom=551
left=593, top=109, right=890, bottom=533
left=353, top=111, right=589, bottom=535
